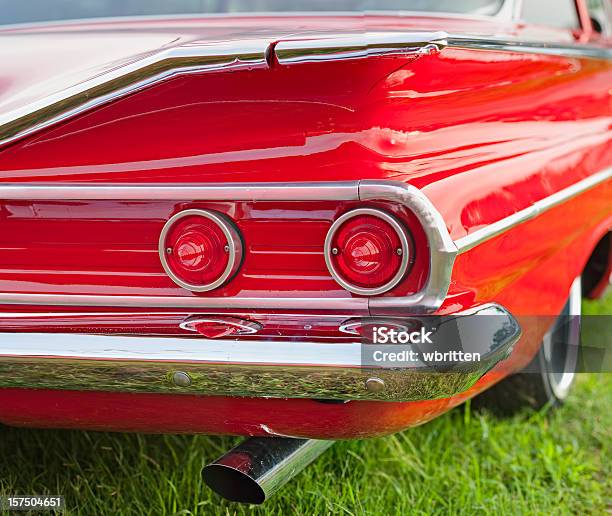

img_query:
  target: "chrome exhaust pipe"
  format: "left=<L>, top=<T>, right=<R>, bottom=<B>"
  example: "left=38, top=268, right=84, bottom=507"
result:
left=202, top=437, right=334, bottom=504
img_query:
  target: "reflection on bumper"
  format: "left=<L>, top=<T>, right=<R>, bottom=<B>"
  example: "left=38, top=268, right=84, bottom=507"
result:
left=0, top=304, right=520, bottom=402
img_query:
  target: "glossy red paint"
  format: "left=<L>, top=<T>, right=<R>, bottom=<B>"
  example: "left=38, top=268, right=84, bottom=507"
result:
left=0, top=13, right=610, bottom=437
left=0, top=388, right=451, bottom=438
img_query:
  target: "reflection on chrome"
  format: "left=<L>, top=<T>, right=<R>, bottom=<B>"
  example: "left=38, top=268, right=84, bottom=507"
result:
left=0, top=303, right=520, bottom=402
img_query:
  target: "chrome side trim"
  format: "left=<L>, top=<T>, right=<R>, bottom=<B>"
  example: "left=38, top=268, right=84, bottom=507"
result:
left=0, top=40, right=269, bottom=147
left=274, top=31, right=448, bottom=64
left=0, top=303, right=520, bottom=402
left=0, top=311, right=354, bottom=319
left=359, top=181, right=458, bottom=315
left=273, top=31, right=612, bottom=65
left=0, top=182, right=359, bottom=201
left=447, top=35, right=612, bottom=60
left=455, top=167, right=612, bottom=253
left=0, top=293, right=371, bottom=312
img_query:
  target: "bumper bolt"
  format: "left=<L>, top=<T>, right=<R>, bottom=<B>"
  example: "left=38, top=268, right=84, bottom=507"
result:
left=365, top=377, right=385, bottom=393
left=172, top=371, right=192, bottom=387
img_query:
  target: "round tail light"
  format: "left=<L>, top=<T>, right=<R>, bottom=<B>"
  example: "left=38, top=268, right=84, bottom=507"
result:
left=324, top=208, right=411, bottom=295
left=159, top=209, right=242, bottom=292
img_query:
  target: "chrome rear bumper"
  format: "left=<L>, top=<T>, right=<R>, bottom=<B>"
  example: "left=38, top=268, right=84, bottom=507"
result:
left=0, top=304, right=519, bottom=402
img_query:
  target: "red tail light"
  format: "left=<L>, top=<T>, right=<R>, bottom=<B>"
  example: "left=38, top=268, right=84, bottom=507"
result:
left=324, top=208, right=411, bottom=295
left=159, top=209, right=242, bottom=292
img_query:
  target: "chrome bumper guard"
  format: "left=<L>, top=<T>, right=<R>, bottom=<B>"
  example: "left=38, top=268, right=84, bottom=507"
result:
left=0, top=304, right=520, bottom=402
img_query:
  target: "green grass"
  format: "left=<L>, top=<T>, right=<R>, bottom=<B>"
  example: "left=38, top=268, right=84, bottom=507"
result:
left=1, top=294, right=610, bottom=515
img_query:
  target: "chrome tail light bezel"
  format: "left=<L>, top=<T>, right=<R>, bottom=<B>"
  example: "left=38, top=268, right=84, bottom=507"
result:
left=158, top=209, right=243, bottom=292
left=324, top=207, right=412, bottom=296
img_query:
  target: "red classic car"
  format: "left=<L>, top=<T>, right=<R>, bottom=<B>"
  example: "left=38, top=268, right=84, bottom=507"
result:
left=0, top=0, right=610, bottom=504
